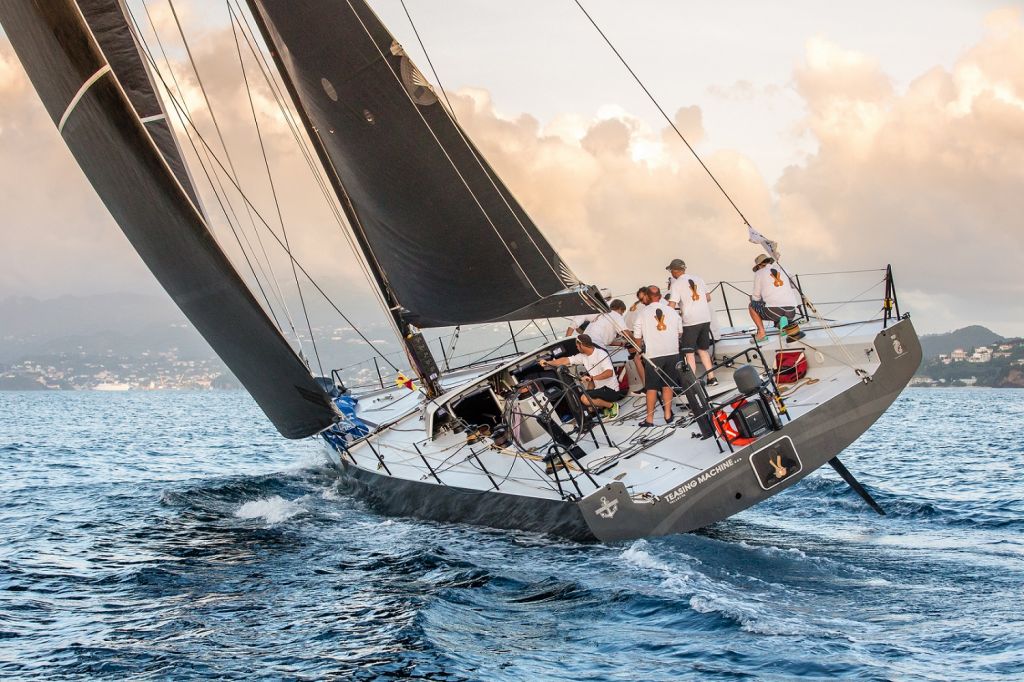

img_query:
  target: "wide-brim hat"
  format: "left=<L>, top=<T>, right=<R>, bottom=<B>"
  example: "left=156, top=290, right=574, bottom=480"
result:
left=753, top=254, right=774, bottom=271
left=665, top=258, right=686, bottom=271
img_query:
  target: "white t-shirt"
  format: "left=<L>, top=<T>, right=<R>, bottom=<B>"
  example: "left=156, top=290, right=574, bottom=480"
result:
left=623, top=301, right=646, bottom=331
left=569, top=348, right=618, bottom=391
left=633, top=299, right=681, bottom=359
left=752, top=266, right=800, bottom=307
left=566, top=313, right=598, bottom=332
left=586, top=311, right=627, bottom=348
left=668, top=274, right=712, bottom=326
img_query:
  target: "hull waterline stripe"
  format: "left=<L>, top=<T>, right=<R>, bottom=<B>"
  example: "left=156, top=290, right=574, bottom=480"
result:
left=58, top=65, right=112, bottom=134
left=140, top=113, right=166, bottom=124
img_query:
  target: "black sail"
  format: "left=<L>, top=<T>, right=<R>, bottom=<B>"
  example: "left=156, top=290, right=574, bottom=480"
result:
left=0, top=0, right=337, bottom=439
left=248, top=0, right=595, bottom=328
left=77, top=0, right=201, bottom=209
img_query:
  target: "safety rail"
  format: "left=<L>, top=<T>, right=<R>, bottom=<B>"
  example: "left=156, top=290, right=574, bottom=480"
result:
left=327, top=320, right=560, bottom=391
left=706, top=266, right=897, bottom=331
left=327, top=265, right=903, bottom=393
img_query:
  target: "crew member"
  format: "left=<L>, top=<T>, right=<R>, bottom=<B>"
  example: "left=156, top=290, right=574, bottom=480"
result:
left=564, top=288, right=611, bottom=336
left=586, top=299, right=628, bottom=348
left=632, top=285, right=681, bottom=426
left=749, top=254, right=800, bottom=341
left=623, top=287, right=649, bottom=386
left=540, top=334, right=623, bottom=418
left=666, top=260, right=717, bottom=386
left=564, top=313, right=597, bottom=337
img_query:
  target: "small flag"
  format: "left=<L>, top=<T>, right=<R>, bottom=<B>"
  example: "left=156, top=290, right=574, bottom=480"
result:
left=747, top=224, right=780, bottom=260
left=395, top=372, right=417, bottom=391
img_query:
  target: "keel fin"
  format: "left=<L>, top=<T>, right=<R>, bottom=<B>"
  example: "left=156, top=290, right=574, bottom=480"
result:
left=828, top=457, right=886, bottom=516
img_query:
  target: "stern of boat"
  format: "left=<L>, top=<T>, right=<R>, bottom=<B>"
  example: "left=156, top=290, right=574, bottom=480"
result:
left=578, top=316, right=922, bottom=542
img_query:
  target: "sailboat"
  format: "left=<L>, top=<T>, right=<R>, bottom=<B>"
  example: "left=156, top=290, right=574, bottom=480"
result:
left=1, top=0, right=921, bottom=541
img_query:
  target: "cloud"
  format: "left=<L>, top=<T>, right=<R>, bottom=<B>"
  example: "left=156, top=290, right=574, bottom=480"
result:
left=3, top=6, right=1024, bottom=337
left=774, top=10, right=1024, bottom=332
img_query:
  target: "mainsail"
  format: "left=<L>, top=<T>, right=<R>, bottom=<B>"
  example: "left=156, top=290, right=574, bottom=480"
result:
left=247, top=0, right=596, bottom=328
left=0, top=0, right=337, bottom=439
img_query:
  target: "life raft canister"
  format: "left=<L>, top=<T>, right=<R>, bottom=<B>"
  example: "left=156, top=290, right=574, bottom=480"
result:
left=712, top=398, right=757, bottom=447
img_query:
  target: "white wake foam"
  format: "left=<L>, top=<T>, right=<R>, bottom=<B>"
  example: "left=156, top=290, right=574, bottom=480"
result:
left=235, top=495, right=305, bottom=524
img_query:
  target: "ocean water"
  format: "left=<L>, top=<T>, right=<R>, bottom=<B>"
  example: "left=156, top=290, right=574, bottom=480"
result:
left=0, top=388, right=1022, bottom=680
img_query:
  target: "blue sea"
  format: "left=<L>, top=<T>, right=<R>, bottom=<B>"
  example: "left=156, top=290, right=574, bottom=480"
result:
left=1, top=388, right=1022, bottom=680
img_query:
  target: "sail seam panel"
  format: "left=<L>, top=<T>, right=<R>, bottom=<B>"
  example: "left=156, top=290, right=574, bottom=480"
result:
left=58, top=64, right=111, bottom=133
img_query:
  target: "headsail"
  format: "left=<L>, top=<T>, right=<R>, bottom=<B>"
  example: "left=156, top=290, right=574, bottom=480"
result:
left=247, top=0, right=596, bottom=328
left=0, top=0, right=337, bottom=438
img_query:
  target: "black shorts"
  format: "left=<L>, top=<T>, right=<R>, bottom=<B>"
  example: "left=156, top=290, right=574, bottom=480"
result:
left=644, top=355, right=679, bottom=391
left=763, top=306, right=797, bottom=323
left=681, top=322, right=712, bottom=352
left=585, top=386, right=624, bottom=403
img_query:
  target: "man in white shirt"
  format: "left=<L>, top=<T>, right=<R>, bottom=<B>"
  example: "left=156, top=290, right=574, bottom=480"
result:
left=749, top=254, right=800, bottom=340
left=564, top=313, right=597, bottom=337
left=540, top=334, right=624, bottom=416
left=623, top=287, right=650, bottom=386
left=666, top=260, right=718, bottom=387
left=585, top=299, right=628, bottom=348
left=632, top=285, right=681, bottom=426
left=564, top=287, right=611, bottom=336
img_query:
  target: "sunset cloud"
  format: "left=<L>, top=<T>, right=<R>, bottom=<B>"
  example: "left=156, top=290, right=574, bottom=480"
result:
left=2, top=6, right=1023, bottom=334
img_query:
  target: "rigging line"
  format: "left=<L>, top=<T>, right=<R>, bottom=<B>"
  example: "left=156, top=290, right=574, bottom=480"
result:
left=229, top=1, right=400, bottom=352
left=137, top=2, right=294, bottom=339
left=377, top=1, right=570, bottom=288
left=230, top=0, right=346, bottom=219
left=128, top=1, right=287, bottom=336
left=398, top=0, right=456, bottom=117
left=162, top=0, right=306, bottom=348
left=770, top=258, right=863, bottom=370
left=130, top=2, right=397, bottom=370
left=228, top=3, right=323, bottom=377
left=150, top=76, right=402, bottom=370
left=572, top=0, right=751, bottom=228
left=241, top=3, right=413, bottom=356
left=345, top=1, right=545, bottom=297
left=816, top=277, right=887, bottom=318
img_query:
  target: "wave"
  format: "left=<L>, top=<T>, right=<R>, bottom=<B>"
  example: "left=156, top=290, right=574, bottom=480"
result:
left=616, top=540, right=854, bottom=638
left=234, top=495, right=306, bottom=524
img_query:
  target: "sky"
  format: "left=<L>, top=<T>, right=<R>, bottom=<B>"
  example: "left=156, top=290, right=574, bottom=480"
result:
left=2, top=0, right=1023, bottom=337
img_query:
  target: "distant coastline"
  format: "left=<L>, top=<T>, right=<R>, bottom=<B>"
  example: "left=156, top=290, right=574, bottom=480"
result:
left=913, top=326, right=1024, bottom=389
